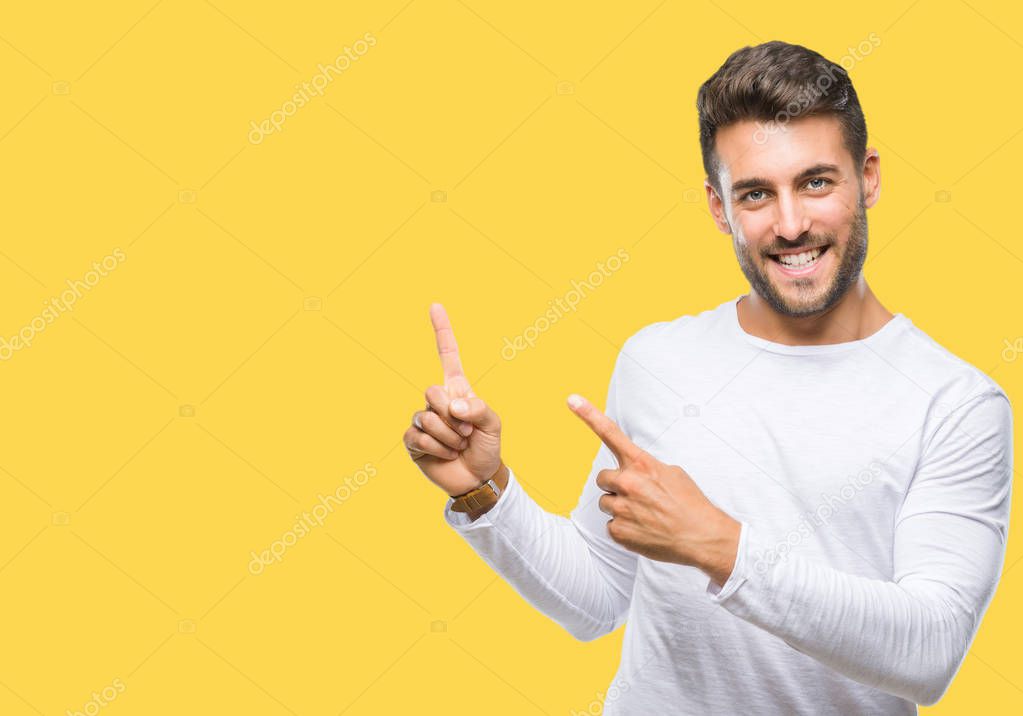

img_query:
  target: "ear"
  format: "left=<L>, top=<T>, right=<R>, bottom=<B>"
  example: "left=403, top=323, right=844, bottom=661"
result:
left=705, top=179, right=732, bottom=235
left=861, top=148, right=881, bottom=209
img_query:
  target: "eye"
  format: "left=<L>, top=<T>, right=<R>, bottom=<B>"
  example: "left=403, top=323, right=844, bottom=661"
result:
left=738, top=177, right=833, bottom=204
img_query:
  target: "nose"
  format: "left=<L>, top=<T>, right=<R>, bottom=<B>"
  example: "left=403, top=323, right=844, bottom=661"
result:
left=772, top=190, right=812, bottom=242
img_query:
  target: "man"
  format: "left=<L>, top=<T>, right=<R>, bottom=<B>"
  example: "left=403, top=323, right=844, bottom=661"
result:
left=403, top=41, right=1013, bottom=714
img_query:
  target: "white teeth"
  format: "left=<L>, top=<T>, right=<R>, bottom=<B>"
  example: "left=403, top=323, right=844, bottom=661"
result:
left=777, top=247, right=823, bottom=267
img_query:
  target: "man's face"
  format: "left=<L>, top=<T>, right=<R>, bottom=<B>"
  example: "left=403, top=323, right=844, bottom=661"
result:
left=706, top=115, right=879, bottom=318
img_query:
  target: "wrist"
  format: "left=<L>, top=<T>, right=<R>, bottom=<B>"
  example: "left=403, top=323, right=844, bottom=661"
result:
left=450, top=461, right=509, bottom=521
left=469, top=462, right=508, bottom=521
left=700, top=511, right=742, bottom=587
left=447, top=460, right=507, bottom=498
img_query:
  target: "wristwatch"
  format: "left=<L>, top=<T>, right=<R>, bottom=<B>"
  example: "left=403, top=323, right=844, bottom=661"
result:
left=450, top=462, right=510, bottom=520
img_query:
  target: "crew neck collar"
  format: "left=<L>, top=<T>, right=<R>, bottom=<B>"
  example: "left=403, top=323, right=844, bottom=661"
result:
left=726, top=294, right=910, bottom=355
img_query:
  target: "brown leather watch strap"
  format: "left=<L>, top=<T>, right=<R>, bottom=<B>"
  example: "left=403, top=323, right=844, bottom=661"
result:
left=450, top=462, right=510, bottom=520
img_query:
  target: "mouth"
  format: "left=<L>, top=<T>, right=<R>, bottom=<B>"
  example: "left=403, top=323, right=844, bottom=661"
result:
left=767, top=245, right=830, bottom=277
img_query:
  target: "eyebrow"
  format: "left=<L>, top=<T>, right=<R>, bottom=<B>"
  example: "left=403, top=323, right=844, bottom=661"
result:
left=730, top=163, right=842, bottom=195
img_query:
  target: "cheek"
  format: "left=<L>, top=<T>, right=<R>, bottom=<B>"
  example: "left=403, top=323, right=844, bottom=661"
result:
left=813, top=196, right=856, bottom=232
left=735, top=215, right=772, bottom=253
left=818, top=212, right=848, bottom=232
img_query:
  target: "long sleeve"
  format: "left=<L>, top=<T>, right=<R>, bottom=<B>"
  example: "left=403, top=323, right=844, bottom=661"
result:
left=706, top=389, right=1014, bottom=706
left=443, top=345, right=639, bottom=641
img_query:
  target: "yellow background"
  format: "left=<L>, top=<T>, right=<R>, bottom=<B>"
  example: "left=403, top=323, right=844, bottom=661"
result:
left=1, top=1, right=1020, bottom=713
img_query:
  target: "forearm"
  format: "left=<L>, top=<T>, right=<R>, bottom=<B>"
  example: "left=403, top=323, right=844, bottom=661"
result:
left=708, top=516, right=1003, bottom=705
left=445, top=466, right=632, bottom=640
left=696, top=512, right=742, bottom=587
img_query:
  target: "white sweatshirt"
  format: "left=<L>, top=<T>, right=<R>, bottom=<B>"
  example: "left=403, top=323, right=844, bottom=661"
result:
left=444, top=295, right=1013, bottom=715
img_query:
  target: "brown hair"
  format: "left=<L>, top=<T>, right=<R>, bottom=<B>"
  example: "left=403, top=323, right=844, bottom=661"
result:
left=697, top=40, right=868, bottom=196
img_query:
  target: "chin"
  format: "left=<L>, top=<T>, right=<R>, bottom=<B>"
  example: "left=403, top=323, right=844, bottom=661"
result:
left=762, top=271, right=841, bottom=317
left=774, top=294, right=834, bottom=317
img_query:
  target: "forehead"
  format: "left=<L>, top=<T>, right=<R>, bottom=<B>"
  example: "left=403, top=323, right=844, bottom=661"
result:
left=715, top=114, right=851, bottom=186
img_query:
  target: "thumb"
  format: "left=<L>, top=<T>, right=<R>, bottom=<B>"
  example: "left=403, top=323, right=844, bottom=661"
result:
left=449, top=395, right=499, bottom=433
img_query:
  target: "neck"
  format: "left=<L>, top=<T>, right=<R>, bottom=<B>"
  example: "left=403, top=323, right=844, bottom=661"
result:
left=737, top=278, right=893, bottom=346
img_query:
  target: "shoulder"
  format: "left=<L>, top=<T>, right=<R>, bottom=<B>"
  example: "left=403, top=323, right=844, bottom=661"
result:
left=889, top=320, right=1013, bottom=459
left=622, top=298, right=735, bottom=355
left=898, top=319, right=1010, bottom=413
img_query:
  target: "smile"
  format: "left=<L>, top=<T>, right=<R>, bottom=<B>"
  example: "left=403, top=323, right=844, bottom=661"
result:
left=768, top=245, right=829, bottom=276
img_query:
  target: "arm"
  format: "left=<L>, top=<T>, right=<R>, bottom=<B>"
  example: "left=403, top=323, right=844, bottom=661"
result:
left=443, top=348, right=639, bottom=641
left=706, top=390, right=1014, bottom=706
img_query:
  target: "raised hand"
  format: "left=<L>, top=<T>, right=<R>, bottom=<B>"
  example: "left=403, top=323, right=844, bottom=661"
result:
left=566, top=393, right=739, bottom=582
left=404, top=303, right=504, bottom=497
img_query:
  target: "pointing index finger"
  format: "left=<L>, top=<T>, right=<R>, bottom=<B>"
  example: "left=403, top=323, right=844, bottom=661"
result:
left=429, top=303, right=473, bottom=397
left=567, top=393, right=643, bottom=467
